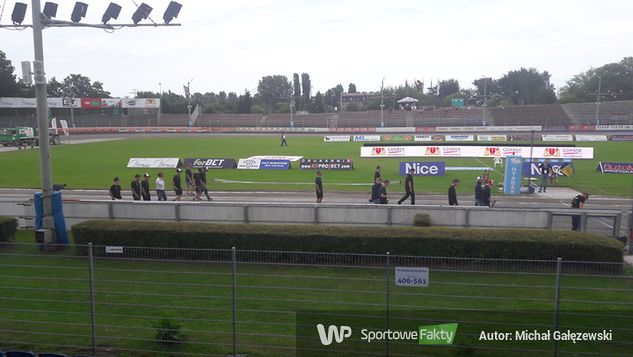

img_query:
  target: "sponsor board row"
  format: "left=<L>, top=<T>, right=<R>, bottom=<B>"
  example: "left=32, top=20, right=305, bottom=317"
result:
left=361, top=146, right=594, bottom=159
left=126, top=157, right=353, bottom=170
left=0, top=97, right=160, bottom=109
left=237, top=159, right=291, bottom=170
left=329, top=134, right=614, bottom=142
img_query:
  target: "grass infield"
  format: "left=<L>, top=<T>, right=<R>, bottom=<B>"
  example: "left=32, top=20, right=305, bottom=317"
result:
left=0, top=135, right=632, bottom=195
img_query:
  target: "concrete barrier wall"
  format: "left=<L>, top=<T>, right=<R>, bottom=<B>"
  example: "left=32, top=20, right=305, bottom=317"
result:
left=0, top=199, right=626, bottom=236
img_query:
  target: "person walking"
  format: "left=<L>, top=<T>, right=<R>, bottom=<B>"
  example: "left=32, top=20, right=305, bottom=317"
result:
left=141, top=173, right=151, bottom=201
left=481, top=180, right=495, bottom=208
left=379, top=179, right=390, bottom=204
left=448, top=179, right=460, bottom=206
left=172, top=168, right=183, bottom=201
left=397, top=168, right=415, bottom=205
left=198, top=168, right=212, bottom=201
left=370, top=177, right=382, bottom=204
left=131, top=174, right=142, bottom=201
left=193, top=172, right=202, bottom=201
left=538, top=160, right=553, bottom=193
left=156, top=172, right=167, bottom=201
left=185, top=164, right=194, bottom=196
left=109, top=177, right=122, bottom=200
left=280, top=133, right=288, bottom=146
left=369, top=166, right=382, bottom=202
left=474, top=177, right=483, bottom=206
left=374, top=166, right=382, bottom=180
left=571, top=193, right=589, bottom=231
left=315, top=171, right=324, bottom=203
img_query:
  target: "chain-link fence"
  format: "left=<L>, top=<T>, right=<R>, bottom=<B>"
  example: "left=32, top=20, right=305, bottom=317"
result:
left=1, top=243, right=632, bottom=356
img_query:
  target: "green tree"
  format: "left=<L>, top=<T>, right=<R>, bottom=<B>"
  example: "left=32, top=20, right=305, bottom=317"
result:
left=497, top=68, right=556, bottom=105
left=59, top=74, right=111, bottom=98
left=438, top=79, right=460, bottom=98
left=312, top=91, right=325, bottom=113
left=348, top=83, right=357, bottom=93
left=559, top=57, right=633, bottom=103
left=293, top=73, right=301, bottom=107
left=324, top=84, right=344, bottom=109
left=301, top=73, right=311, bottom=111
left=257, top=75, right=292, bottom=112
left=237, top=89, right=253, bottom=114
left=0, top=50, right=19, bottom=97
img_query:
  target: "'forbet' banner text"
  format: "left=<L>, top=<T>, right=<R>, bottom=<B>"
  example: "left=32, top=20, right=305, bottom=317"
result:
left=184, top=158, right=237, bottom=169
left=360, top=146, right=594, bottom=159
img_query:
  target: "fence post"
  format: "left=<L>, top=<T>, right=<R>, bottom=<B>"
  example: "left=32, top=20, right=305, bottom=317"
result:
left=385, top=252, right=391, bottom=357
left=243, top=205, right=249, bottom=223
left=314, top=206, right=319, bottom=224
left=107, top=202, right=113, bottom=219
left=231, top=247, right=237, bottom=357
left=581, top=213, right=588, bottom=232
left=553, top=257, right=562, bottom=357
left=387, top=207, right=392, bottom=226
left=87, top=243, right=97, bottom=352
left=547, top=212, right=553, bottom=230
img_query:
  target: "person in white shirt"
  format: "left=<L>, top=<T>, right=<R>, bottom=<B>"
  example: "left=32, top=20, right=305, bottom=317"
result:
left=156, top=172, right=167, bottom=201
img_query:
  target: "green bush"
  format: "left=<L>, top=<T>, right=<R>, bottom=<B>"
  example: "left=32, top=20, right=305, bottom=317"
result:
left=413, top=213, right=431, bottom=227
left=152, top=319, right=184, bottom=347
left=0, top=216, right=18, bottom=242
left=72, top=220, right=624, bottom=262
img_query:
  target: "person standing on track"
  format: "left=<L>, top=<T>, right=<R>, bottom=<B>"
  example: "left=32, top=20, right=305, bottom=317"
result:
left=198, top=168, right=212, bottom=201
left=109, top=177, right=122, bottom=200
left=538, top=160, right=553, bottom=193
left=481, top=180, right=495, bottom=208
left=172, top=168, right=183, bottom=201
left=131, top=174, right=142, bottom=201
left=370, top=177, right=382, bottom=204
left=315, top=171, right=323, bottom=203
left=280, top=132, right=288, bottom=146
left=571, top=193, right=589, bottom=231
left=156, top=172, right=167, bottom=201
left=397, top=168, right=415, bottom=205
left=185, top=164, right=194, bottom=196
left=474, top=177, right=483, bottom=206
left=379, top=179, right=390, bottom=204
left=141, top=173, right=151, bottom=201
left=448, top=179, right=460, bottom=206
left=193, top=172, right=202, bottom=201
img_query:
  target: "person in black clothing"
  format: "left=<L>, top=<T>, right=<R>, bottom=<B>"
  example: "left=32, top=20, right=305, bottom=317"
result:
left=374, top=166, right=382, bottom=180
left=474, top=178, right=483, bottom=206
left=198, top=168, right=212, bottom=201
left=370, top=177, right=382, bottom=204
left=280, top=133, right=288, bottom=146
left=397, top=168, right=415, bottom=205
left=172, top=168, right=183, bottom=201
left=448, top=179, right=460, bottom=206
left=141, top=173, right=151, bottom=201
left=369, top=166, right=382, bottom=202
left=109, top=177, right=122, bottom=200
left=193, top=172, right=203, bottom=201
left=131, top=174, right=141, bottom=201
left=379, top=180, right=390, bottom=204
left=481, top=180, right=495, bottom=208
left=571, top=193, right=589, bottom=231
left=538, top=160, right=553, bottom=193
left=185, top=164, right=194, bottom=196
left=315, top=171, right=323, bottom=203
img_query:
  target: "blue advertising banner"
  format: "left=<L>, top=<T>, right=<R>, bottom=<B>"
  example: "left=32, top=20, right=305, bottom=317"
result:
left=596, top=162, right=633, bottom=174
left=260, top=160, right=291, bottom=170
left=399, top=162, right=446, bottom=176
left=503, top=156, right=523, bottom=195
left=522, top=160, right=574, bottom=177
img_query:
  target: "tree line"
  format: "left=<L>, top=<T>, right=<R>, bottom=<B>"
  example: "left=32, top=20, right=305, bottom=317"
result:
left=1, top=50, right=632, bottom=115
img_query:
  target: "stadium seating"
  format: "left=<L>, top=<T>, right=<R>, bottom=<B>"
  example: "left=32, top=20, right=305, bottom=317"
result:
left=488, top=104, right=572, bottom=126
left=196, top=114, right=262, bottom=127
left=562, top=101, right=633, bottom=125
left=413, top=107, right=487, bottom=126
left=336, top=111, right=381, bottom=128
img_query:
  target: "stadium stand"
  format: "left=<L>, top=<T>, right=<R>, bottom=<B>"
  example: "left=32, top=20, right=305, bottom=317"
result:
left=336, top=111, right=382, bottom=128
left=413, top=107, right=488, bottom=126
left=562, top=100, right=633, bottom=125
left=196, top=114, right=262, bottom=127
left=488, top=104, right=572, bottom=126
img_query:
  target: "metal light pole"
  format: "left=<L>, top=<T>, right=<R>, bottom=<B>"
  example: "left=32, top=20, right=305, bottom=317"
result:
left=595, top=76, right=602, bottom=126
left=31, top=0, right=55, bottom=238
left=158, top=82, right=162, bottom=126
left=482, top=77, right=488, bottom=126
left=380, top=78, right=385, bottom=128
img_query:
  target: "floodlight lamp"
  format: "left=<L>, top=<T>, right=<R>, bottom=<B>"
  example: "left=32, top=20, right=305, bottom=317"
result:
left=11, top=2, right=28, bottom=25
left=71, top=2, right=88, bottom=23
left=43, top=2, right=58, bottom=19
left=132, top=3, right=153, bottom=24
left=163, top=1, right=182, bottom=24
left=102, top=2, right=122, bottom=24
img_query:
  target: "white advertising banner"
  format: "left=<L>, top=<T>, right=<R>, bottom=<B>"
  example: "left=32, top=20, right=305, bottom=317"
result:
left=435, top=126, right=542, bottom=132
left=595, top=125, right=633, bottom=131
left=121, top=98, right=160, bottom=109
left=542, top=134, right=574, bottom=142
left=237, top=158, right=262, bottom=169
left=0, top=97, right=159, bottom=109
left=376, top=127, right=416, bottom=133
left=445, top=134, right=475, bottom=142
left=246, top=155, right=303, bottom=162
left=59, top=120, right=70, bottom=136
left=575, top=135, right=608, bottom=142
left=127, top=158, right=182, bottom=168
left=477, top=135, right=507, bottom=142
left=323, top=135, right=351, bottom=142
left=352, top=135, right=381, bottom=142
left=360, top=146, right=594, bottom=159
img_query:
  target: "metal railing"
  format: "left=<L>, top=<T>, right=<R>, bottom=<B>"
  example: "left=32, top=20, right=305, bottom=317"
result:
left=0, top=243, right=632, bottom=356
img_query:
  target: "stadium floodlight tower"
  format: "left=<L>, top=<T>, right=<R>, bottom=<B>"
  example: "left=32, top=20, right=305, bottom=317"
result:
left=0, top=1, right=183, bottom=245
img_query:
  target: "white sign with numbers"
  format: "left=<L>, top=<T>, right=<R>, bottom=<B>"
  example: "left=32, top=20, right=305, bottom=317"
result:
left=395, top=267, right=429, bottom=287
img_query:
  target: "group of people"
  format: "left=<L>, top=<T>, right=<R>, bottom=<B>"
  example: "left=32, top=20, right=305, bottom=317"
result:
left=474, top=177, right=496, bottom=208
left=109, top=165, right=214, bottom=202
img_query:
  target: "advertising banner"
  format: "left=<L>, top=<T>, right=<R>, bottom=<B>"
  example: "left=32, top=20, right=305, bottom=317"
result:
left=414, top=134, right=444, bottom=142
left=237, top=158, right=262, bottom=170
left=122, top=98, right=160, bottom=109
left=324, top=135, right=351, bottom=142
left=245, top=155, right=303, bottom=162
left=352, top=135, right=381, bottom=142
left=399, top=162, right=446, bottom=176
left=300, top=159, right=353, bottom=170
left=360, top=146, right=594, bottom=159
left=542, top=134, right=574, bottom=142
left=382, top=135, right=414, bottom=142
left=127, top=158, right=182, bottom=168
left=260, top=160, right=291, bottom=170
left=611, top=135, right=633, bottom=142
left=595, top=125, right=633, bottom=131
left=522, top=160, right=574, bottom=177
left=81, top=98, right=102, bottom=109
left=0, top=97, right=158, bottom=108
left=59, top=120, right=70, bottom=136
left=575, top=135, right=608, bottom=142
left=503, top=156, right=523, bottom=195
left=445, top=135, right=475, bottom=142
left=184, top=158, right=237, bottom=169
left=102, top=98, right=122, bottom=108
left=477, top=135, right=507, bottom=142
left=596, top=162, right=633, bottom=174
left=509, top=134, right=534, bottom=141
left=435, top=126, right=541, bottom=132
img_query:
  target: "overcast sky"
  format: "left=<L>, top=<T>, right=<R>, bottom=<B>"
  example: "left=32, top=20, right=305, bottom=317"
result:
left=1, top=0, right=632, bottom=97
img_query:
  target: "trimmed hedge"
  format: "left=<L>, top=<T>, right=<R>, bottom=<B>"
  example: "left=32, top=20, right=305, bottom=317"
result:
left=72, top=220, right=624, bottom=262
left=0, top=216, right=18, bottom=242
